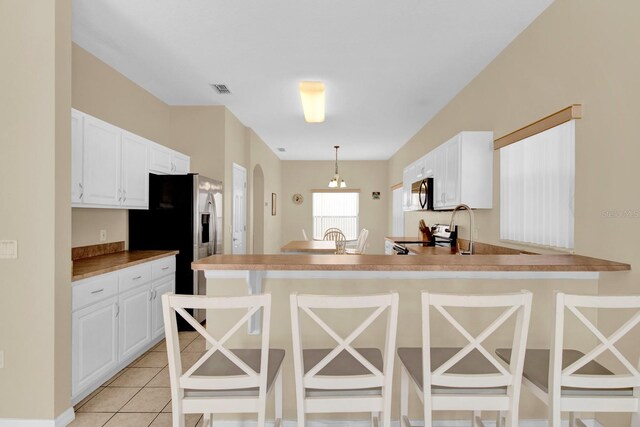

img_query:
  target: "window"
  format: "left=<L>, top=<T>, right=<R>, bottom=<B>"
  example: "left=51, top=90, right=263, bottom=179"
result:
left=392, top=187, right=404, bottom=236
left=500, top=120, right=575, bottom=249
left=312, top=192, right=359, bottom=240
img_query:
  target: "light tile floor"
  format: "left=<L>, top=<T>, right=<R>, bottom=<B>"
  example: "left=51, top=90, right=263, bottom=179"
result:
left=71, top=331, right=205, bottom=427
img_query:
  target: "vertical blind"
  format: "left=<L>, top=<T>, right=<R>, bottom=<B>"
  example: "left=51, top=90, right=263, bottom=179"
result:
left=392, top=188, right=404, bottom=236
left=312, top=192, right=359, bottom=240
left=500, top=120, right=575, bottom=249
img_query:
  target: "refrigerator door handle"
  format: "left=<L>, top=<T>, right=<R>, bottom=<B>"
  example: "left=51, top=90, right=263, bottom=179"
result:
left=211, top=195, right=218, bottom=255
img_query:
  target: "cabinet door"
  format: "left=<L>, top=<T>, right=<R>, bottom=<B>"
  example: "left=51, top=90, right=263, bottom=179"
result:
left=118, top=285, right=151, bottom=362
left=72, top=297, right=118, bottom=397
left=402, top=167, right=411, bottom=211
left=172, top=152, right=190, bottom=175
left=83, top=116, right=121, bottom=206
left=443, top=137, right=461, bottom=207
left=150, top=276, right=175, bottom=339
left=149, top=143, right=172, bottom=175
left=71, top=110, right=84, bottom=205
left=121, top=132, right=149, bottom=209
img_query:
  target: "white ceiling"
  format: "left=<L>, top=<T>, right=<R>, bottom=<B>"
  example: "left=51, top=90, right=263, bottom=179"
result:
left=72, top=0, right=553, bottom=160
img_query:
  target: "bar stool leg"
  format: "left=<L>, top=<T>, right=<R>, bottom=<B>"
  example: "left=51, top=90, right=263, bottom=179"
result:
left=632, top=412, right=640, bottom=427
left=495, top=411, right=502, bottom=427
left=203, top=413, right=212, bottom=427
left=275, top=369, right=283, bottom=425
left=472, top=410, right=481, bottom=426
left=400, top=367, right=409, bottom=425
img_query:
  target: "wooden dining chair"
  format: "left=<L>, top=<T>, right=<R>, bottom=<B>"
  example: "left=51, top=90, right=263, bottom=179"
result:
left=290, top=292, right=399, bottom=427
left=346, top=229, right=369, bottom=254
left=323, top=228, right=346, bottom=242
left=399, top=290, right=532, bottom=427
left=162, top=293, right=284, bottom=427
left=497, top=292, right=640, bottom=427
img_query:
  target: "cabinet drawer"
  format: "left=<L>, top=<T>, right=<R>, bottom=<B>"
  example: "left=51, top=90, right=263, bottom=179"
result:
left=73, top=273, right=119, bottom=311
left=119, top=263, right=152, bottom=294
left=152, top=256, right=176, bottom=279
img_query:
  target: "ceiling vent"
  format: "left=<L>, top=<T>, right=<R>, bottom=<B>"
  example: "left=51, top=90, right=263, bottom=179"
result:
left=210, top=84, right=231, bottom=94
left=277, top=147, right=286, bottom=152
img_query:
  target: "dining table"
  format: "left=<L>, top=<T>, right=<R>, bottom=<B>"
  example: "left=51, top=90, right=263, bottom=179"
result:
left=280, top=240, right=336, bottom=254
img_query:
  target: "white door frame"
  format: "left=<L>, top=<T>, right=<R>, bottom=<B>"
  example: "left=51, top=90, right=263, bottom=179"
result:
left=232, top=163, right=247, bottom=254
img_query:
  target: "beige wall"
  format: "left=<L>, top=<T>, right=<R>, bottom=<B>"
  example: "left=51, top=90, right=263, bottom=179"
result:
left=0, top=0, right=72, bottom=420
left=249, top=129, right=283, bottom=254
left=388, top=0, right=639, bottom=423
left=282, top=161, right=389, bottom=254
left=169, top=106, right=226, bottom=182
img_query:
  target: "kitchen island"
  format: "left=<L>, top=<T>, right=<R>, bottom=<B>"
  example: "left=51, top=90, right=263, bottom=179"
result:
left=192, top=253, right=630, bottom=423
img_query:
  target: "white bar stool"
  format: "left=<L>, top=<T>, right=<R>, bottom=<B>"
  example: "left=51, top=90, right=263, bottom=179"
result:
left=398, top=290, right=532, bottom=427
left=290, top=292, right=399, bottom=427
left=496, top=292, right=640, bottom=427
left=162, top=293, right=284, bottom=427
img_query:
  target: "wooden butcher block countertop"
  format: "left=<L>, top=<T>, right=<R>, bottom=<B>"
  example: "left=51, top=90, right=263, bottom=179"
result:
left=73, top=249, right=179, bottom=281
left=192, top=254, right=630, bottom=272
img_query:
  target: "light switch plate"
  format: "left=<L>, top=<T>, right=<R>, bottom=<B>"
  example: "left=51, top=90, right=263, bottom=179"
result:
left=99, top=230, right=107, bottom=242
left=0, top=240, right=18, bottom=259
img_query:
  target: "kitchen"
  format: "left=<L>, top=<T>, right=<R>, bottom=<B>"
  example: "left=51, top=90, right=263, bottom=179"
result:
left=2, top=1, right=640, bottom=427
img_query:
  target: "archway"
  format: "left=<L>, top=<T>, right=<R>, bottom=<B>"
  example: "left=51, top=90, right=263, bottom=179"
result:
left=252, top=164, right=265, bottom=254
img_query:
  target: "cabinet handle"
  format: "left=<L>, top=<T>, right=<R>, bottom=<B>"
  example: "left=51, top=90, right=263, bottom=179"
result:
left=123, top=189, right=126, bottom=202
left=79, top=183, right=83, bottom=199
left=152, top=290, right=157, bottom=300
left=115, top=303, right=120, bottom=318
left=91, top=288, right=104, bottom=294
left=161, top=266, right=170, bottom=270
left=132, top=275, right=142, bottom=280
left=149, top=291, right=153, bottom=301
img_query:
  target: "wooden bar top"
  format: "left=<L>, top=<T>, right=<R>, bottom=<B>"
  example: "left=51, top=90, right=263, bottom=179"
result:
left=73, top=250, right=179, bottom=282
left=385, top=236, right=428, bottom=244
left=192, top=254, right=630, bottom=272
left=281, top=240, right=336, bottom=253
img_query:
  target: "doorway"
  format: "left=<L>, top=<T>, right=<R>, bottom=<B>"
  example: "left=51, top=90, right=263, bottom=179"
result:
left=232, top=163, right=247, bottom=254
left=252, top=165, right=265, bottom=254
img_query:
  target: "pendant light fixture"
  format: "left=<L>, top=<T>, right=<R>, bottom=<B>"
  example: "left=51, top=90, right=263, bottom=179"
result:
left=328, top=145, right=346, bottom=188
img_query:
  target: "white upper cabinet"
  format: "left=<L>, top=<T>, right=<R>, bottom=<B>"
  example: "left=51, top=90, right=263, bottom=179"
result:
left=148, top=141, right=190, bottom=175
left=172, top=152, right=190, bottom=174
left=71, top=109, right=189, bottom=209
left=71, top=110, right=84, bottom=204
left=82, top=115, right=122, bottom=206
left=121, top=132, right=149, bottom=208
left=404, top=131, right=493, bottom=211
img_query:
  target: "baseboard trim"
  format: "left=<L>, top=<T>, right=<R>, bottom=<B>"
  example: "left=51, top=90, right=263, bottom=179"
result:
left=0, top=407, right=75, bottom=427
left=170, top=419, right=603, bottom=427
left=0, top=414, right=604, bottom=427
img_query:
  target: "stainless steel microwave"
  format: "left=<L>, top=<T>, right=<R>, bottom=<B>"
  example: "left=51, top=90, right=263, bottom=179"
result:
left=409, top=177, right=433, bottom=210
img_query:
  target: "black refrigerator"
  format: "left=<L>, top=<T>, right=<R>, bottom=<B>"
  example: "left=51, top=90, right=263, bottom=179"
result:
left=129, top=173, right=223, bottom=328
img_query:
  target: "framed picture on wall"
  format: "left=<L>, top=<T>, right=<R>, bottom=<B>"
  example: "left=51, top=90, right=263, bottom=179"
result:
left=272, top=193, right=277, bottom=216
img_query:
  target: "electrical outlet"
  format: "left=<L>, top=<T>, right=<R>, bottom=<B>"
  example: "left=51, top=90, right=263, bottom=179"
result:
left=0, top=240, right=18, bottom=259
left=0, top=350, right=4, bottom=369
left=99, top=230, right=107, bottom=242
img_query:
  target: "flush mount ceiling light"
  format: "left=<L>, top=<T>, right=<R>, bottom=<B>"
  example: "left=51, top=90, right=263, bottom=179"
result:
left=299, top=81, right=325, bottom=123
left=328, top=145, right=346, bottom=188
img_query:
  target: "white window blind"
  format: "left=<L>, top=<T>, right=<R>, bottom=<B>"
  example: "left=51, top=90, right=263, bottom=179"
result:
left=312, top=192, right=359, bottom=240
left=392, top=187, right=404, bottom=236
left=500, top=120, right=575, bottom=249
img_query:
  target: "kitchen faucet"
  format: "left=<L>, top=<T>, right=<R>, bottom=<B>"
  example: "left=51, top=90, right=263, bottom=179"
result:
left=449, top=204, right=475, bottom=255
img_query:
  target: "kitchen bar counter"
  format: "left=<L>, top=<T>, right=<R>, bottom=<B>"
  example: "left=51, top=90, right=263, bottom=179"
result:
left=192, top=253, right=629, bottom=272
left=73, top=250, right=179, bottom=281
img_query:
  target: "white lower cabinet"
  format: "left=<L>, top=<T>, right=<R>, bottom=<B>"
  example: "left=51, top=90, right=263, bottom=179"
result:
left=72, top=296, right=119, bottom=397
left=151, top=276, right=175, bottom=338
left=118, top=285, right=152, bottom=361
left=71, top=256, right=175, bottom=403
